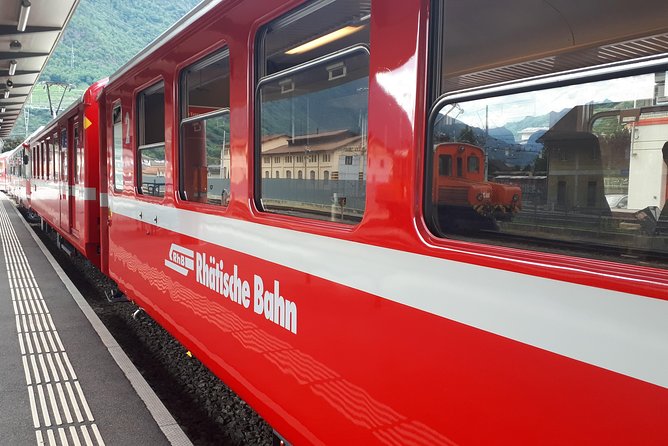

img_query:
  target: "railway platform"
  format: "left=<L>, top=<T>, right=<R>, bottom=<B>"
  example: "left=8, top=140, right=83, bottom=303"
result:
left=0, top=195, right=191, bottom=446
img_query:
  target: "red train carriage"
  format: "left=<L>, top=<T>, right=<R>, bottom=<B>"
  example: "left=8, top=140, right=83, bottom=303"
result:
left=0, top=148, right=13, bottom=192
left=98, top=0, right=668, bottom=444
left=0, top=144, right=30, bottom=203
left=19, top=0, right=668, bottom=444
left=29, top=79, right=107, bottom=266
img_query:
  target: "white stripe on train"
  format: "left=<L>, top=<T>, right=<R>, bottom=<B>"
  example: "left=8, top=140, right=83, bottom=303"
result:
left=109, top=195, right=668, bottom=389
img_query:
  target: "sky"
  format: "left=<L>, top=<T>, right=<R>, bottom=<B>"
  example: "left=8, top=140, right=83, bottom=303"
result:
left=449, top=73, right=657, bottom=130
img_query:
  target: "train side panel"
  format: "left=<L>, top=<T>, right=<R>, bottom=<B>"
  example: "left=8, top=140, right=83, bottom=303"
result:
left=29, top=80, right=107, bottom=266
left=100, top=1, right=668, bottom=445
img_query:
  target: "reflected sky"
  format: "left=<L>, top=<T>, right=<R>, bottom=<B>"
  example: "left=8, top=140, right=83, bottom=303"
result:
left=451, top=74, right=656, bottom=129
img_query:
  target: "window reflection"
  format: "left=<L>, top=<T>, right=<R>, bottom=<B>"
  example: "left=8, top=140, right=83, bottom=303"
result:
left=180, top=49, right=231, bottom=206
left=259, top=50, right=369, bottom=224
left=430, top=72, right=668, bottom=266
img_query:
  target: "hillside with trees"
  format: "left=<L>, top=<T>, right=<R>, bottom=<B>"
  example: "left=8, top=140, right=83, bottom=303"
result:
left=6, top=0, right=200, bottom=142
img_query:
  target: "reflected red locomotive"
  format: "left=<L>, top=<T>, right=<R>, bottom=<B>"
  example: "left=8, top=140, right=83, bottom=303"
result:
left=432, top=142, right=521, bottom=230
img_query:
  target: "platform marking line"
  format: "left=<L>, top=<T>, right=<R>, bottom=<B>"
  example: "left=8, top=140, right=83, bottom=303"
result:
left=18, top=330, right=26, bottom=354
left=46, top=332, right=59, bottom=352
left=69, top=426, right=81, bottom=446
left=54, top=353, right=70, bottom=381
left=0, top=201, right=104, bottom=446
left=23, top=356, right=32, bottom=385
left=25, top=331, right=35, bottom=354
left=55, top=383, right=73, bottom=424
left=28, top=386, right=40, bottom=428
left=38, top=354, right=51, bottom=381
left=58, top=428, right=69, bottom=446
left=46, top=429, right=57, bottom=446
left=34, top=315, right=44, bottom=332
left=46, top=354, right=60, bottom=382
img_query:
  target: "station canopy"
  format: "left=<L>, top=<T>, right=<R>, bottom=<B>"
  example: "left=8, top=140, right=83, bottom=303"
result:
left=0, top=0, right=80, bottom=139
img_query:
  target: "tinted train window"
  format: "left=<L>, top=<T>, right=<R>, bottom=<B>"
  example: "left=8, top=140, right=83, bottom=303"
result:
left=137, top=82, right=165, bottom=197
left=257, top=0, right=371, bottom=224
left=52, top=133, right=59, bottom=180
left=43, top=143, right=47, bottom=179
left=60, top=128, right=68, bottom=183
left=45, top=142, right=50, bottom=180
left=112, top=105, right=123, bottom=191
left=73, top=124, right=81, bottom=184
left=179, top=48, right=231, bottom=206
left=427, top=0, right=668, bottom=269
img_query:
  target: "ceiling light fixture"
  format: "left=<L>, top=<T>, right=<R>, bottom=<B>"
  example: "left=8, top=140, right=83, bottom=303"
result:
left=1, top=108, right=5, bottom=113
left=10, top=40, right=22, bottom=51
left=285, top=25, right=364, bottom=55
left=9, top=60, right=17, bottom=76
left=17, top=0, right=31, bottom=32
left=3, top=91, right=9, bottom=99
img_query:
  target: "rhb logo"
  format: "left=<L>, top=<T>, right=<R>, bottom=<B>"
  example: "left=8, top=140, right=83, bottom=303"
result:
left=164, top=244, right=195, bottom=277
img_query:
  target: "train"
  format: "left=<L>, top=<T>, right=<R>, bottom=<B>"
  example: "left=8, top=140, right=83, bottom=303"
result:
left=0, top=144, right=28, bottom=204
left=2, top=0, right=668, bottom=444
left=432, top=142, right=521, bottom=230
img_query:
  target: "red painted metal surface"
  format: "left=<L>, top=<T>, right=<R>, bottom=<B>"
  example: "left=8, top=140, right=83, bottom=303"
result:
left=13, top=0, right=668, bottom=444
left=28, top=79, right=107, bottom=266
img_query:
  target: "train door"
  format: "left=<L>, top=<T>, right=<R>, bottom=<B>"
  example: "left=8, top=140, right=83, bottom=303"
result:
left=59, top=127, right=70, bottom=232
left=71, top=118, right=83, bottom=238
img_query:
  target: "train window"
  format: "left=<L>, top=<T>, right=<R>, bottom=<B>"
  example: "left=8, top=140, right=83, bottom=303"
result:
left=256, top=0, right=371, bottom=223
left=179, top=48, right=230, bottom=206
left=73, top=124, right=81, bottom=184
left=427, top=74, right=668, bottom=268
left=33, top=146, right=37, bottom=179
left=53, top=133, right=60, bottom=180
left=45, top=141, right=50, bottom=180
left=427, top=0, right=668, bottom=269
left=24, top=148, right=30, bottom=179
left=60, top=129, right=68, bottom=183
left=112, top=105, right=123, bottom=191
left=137, top=82, right=165, bottom=197
left=468, top=156, right=479, bottom=174
left=439, top=155, right=452, bottom=176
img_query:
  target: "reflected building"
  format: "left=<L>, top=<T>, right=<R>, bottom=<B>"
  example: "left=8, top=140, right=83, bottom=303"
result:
left=541, top=106, right=620, bottom=213
left=260, top=129, right=366, bottom=182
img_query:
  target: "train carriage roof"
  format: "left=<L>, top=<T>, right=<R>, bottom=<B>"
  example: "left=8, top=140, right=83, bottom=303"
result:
left=0, top=0, right=80, bottom=140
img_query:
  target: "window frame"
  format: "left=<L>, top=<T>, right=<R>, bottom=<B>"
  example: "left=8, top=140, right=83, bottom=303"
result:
left=73, top=122, right=80, bottom=185
left=112, top=103, right=124, bottom=192
left=52, top=132, right=59, bottom=181
left=424, top=43, right=668, bottom=266
left=136, top=80, right=166, bottom=198
left=177, top=46, right=232, bottom=207
left=254, top=44, right=371, bottom=222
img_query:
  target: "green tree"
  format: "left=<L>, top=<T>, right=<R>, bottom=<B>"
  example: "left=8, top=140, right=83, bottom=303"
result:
left=457, top=125, right=478, bottom=144
left=1, top=137, right=24, bottom=152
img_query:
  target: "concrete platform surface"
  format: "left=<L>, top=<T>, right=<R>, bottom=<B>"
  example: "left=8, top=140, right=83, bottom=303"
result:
left=0, top=195, right=191, bottom=446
